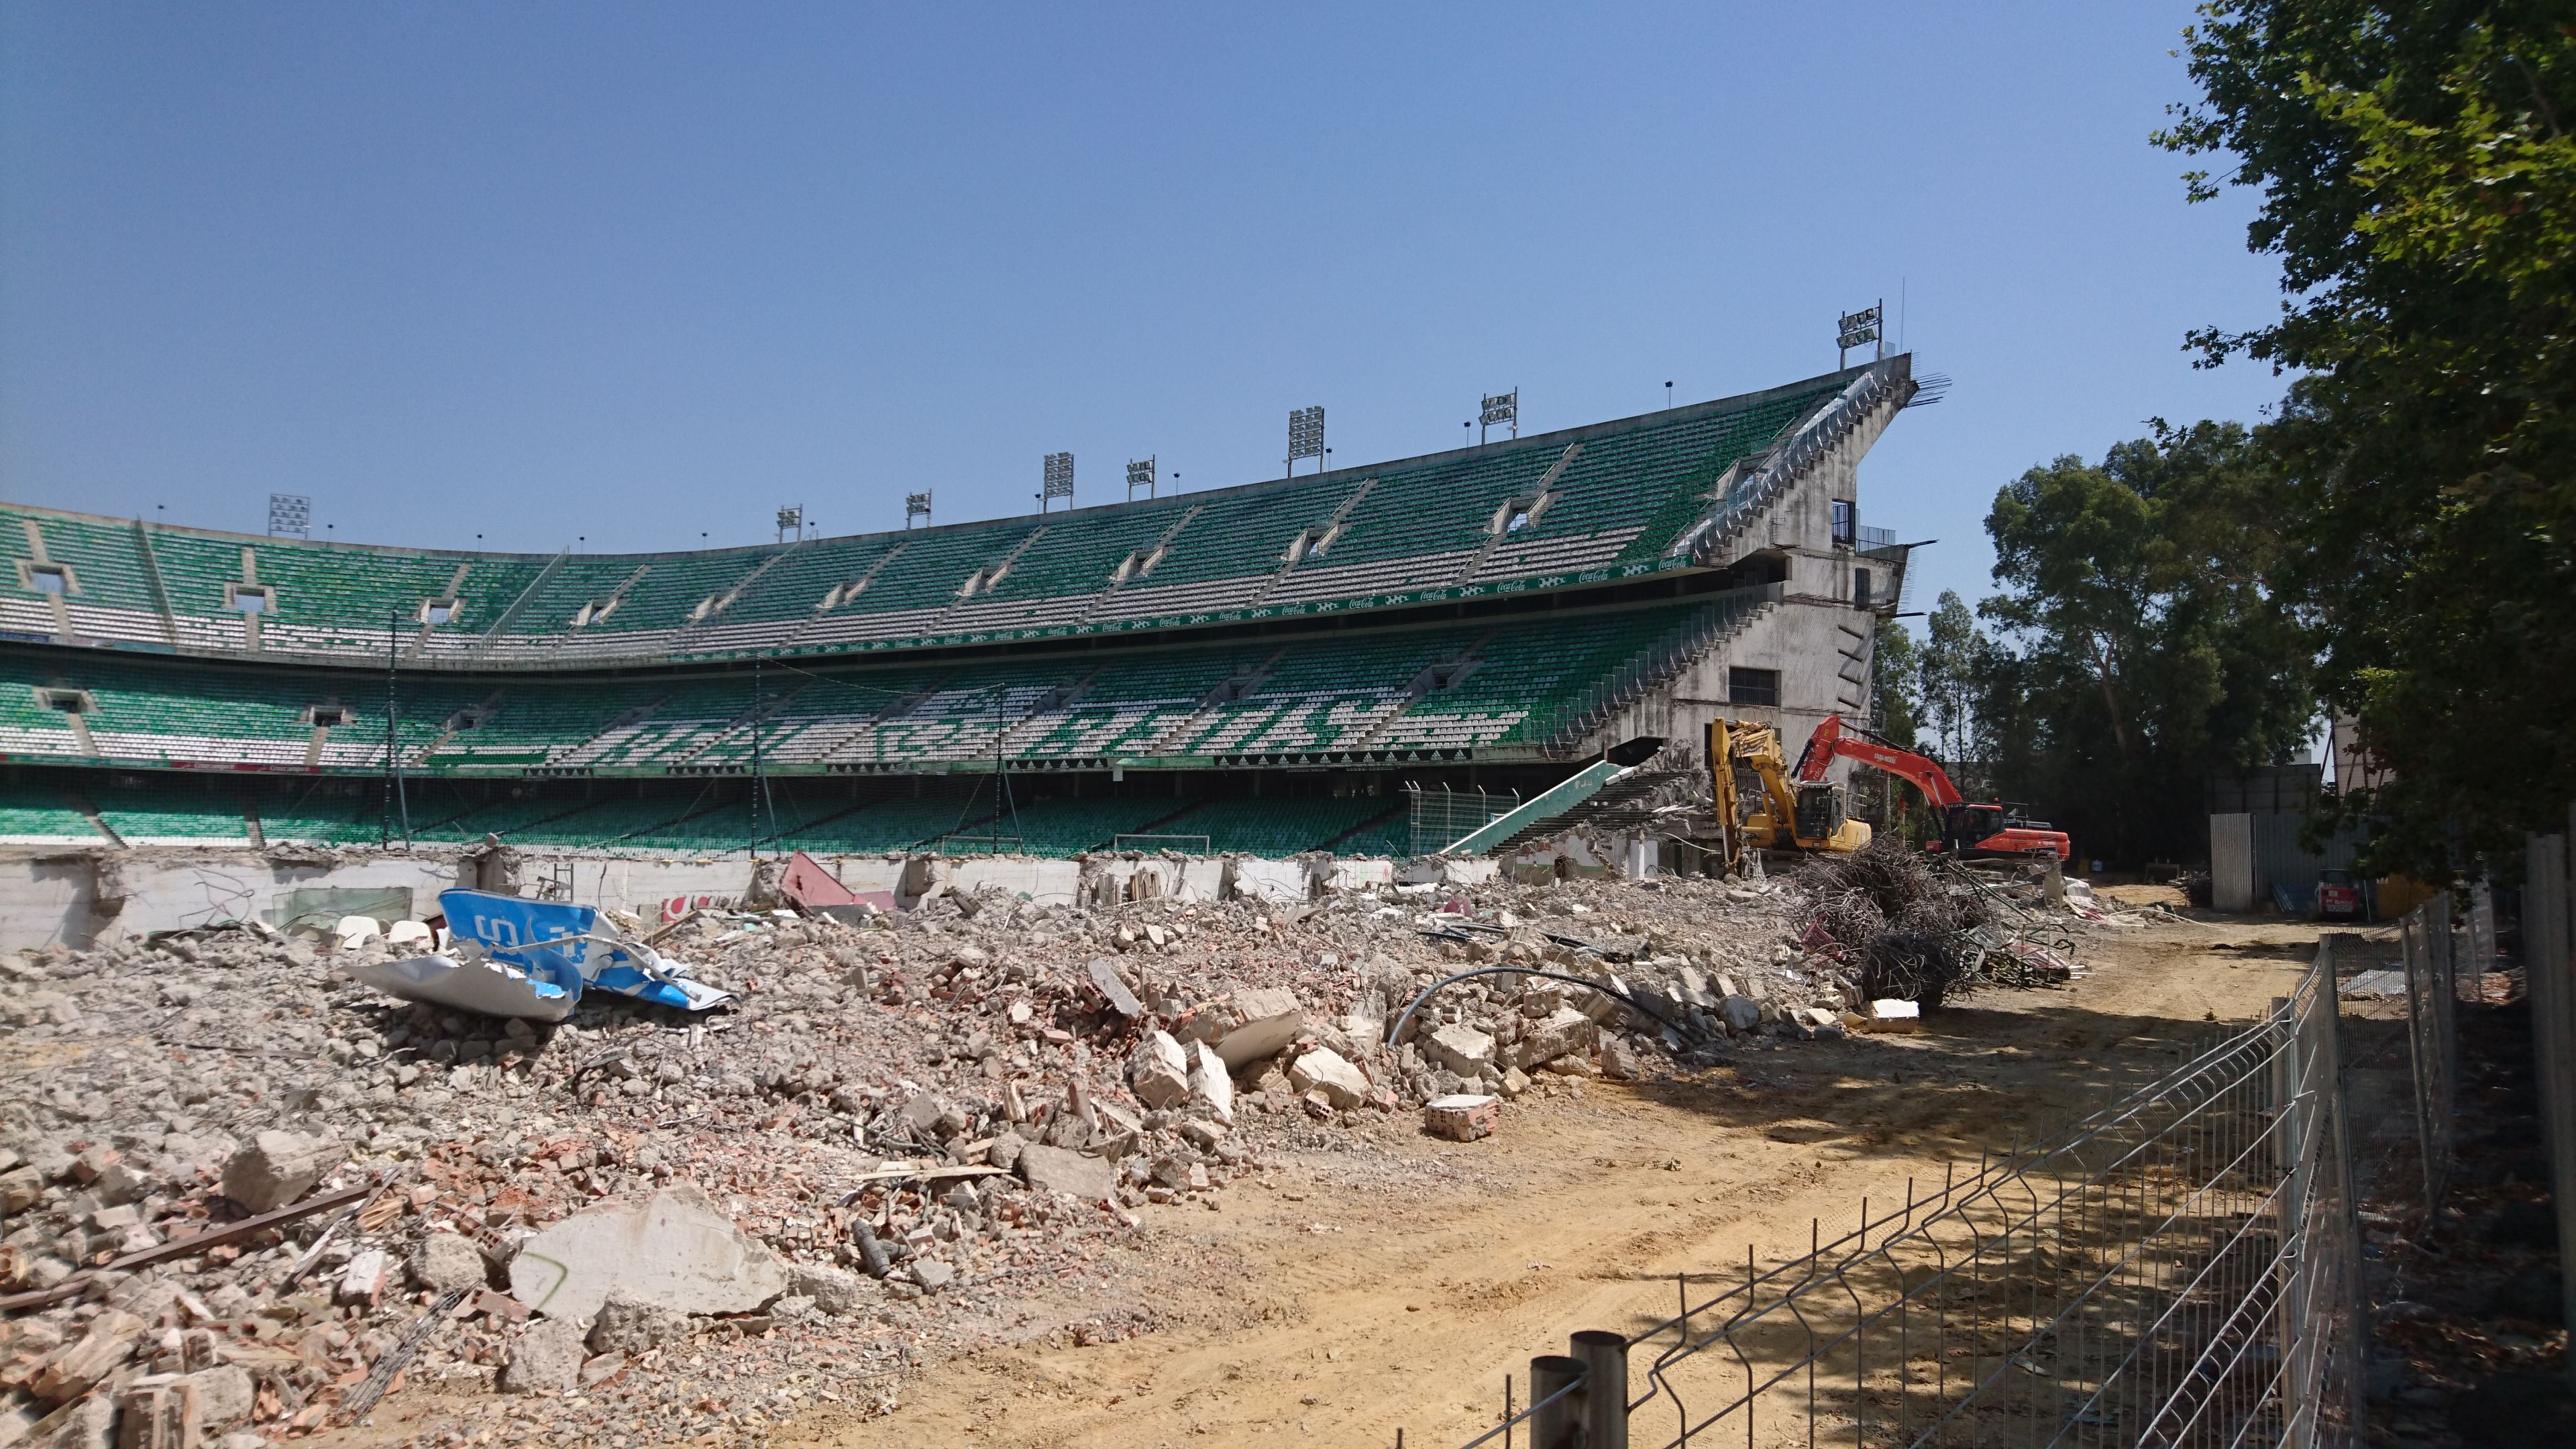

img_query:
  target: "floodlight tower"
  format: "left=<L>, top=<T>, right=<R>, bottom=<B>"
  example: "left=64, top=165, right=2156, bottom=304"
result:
left=268, top=494, right=311, bottom=539
left=906, top=492, right=932, bottom=529
left=775, top=506, right=806, bottom=542
left=1040, top=453, right=1073, bottom=513
left=1126, top=457, right=1157, bottom=502
left=1837, top=302, right=1884, bottom=369
left=1286, top=407, right=1324, bottom=478
left=1479, top=389, right=1518, bottom=444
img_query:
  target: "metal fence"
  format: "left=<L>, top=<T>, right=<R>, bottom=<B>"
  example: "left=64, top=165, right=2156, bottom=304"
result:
left=1410, top=786, right=1522, bottom=859
left=2524, top=810, right=2576, bottom=1389
left=2397, top=890, right=2459, bottom=1216
left=1454, top=944, right=2365, bottom=1448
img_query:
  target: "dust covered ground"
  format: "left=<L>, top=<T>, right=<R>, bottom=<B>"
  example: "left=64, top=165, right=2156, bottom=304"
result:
left=0, top=864, right=2319, bottom=1449
left=804, top=900, right=2322, bottom=1449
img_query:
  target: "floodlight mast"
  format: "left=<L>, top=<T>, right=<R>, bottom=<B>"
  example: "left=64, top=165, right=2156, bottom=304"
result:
left=1479, top=388, right=1518, bottom=444
left=775, top=505, right=805, bottom=543
left=1837, top=301, right=1884, bottom=369
left=1040, top=453, right=1074, bottom=513
left=1126, top=456, right=1157, bottom=502
left=1285, top=406, right=1324, bottom=478
left=268, top=494, right=311, bottom=539
left=905, top=492, right=932, bottom=529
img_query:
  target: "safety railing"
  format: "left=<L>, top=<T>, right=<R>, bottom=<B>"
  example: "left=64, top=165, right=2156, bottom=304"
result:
left=1444, top=943, right=2365, bottom=1448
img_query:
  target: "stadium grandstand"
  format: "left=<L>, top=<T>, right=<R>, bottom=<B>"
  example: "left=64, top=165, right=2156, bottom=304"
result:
left=0, top=356, right=1919, bottom=860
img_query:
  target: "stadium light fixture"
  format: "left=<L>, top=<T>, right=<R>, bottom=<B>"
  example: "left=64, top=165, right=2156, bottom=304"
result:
left=1837, top=301, right=1883, bottom=368
left=1041, top=452, right=1074, bottom=513
left=1126, top=456, right=1156, bottom=501
left=906, top=492, right=932, bottom=529
left=1286, top=406, right=1324, bottom=477
left=268, top=493, right=311, bottom=539
left=1479, top=388, right=1517, bottom=444
left=775, top=505, right=804, bottom=542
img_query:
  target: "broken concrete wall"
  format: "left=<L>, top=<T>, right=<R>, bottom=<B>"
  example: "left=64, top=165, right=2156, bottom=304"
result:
left=949, top=858, right=1083, bottom=906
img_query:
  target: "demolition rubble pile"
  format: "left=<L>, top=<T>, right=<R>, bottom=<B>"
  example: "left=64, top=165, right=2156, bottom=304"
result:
left=3, top=867, right=1943, bottom=1446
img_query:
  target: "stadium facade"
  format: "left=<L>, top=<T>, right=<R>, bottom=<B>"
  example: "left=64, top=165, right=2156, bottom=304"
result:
left=0, top=356, right=1917, bottom=860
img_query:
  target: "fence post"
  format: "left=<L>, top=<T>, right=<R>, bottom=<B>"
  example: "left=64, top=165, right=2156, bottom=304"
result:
left=1526, top=1355, right=1585, bottom=1449
left=1569, top=1332, right=1627, bottom=1449
left=2526, top=825, right=2576, bottom=1389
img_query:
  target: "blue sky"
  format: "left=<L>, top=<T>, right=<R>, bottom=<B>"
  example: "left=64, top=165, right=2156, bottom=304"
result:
left=0, top=3, right=2290, bottom=614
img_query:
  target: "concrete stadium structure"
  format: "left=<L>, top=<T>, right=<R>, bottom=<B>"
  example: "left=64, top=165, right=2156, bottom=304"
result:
left=0, top=356, right=1919, bottom=863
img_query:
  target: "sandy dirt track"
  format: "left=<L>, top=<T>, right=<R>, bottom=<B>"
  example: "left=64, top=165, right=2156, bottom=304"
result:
left=794, top=914, right=2323, bottom=1449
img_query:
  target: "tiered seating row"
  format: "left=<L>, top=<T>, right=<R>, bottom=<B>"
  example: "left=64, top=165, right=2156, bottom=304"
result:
left=0, top=367, right=1866, bottom=666
left=0, top=600, right=1718, bottom=775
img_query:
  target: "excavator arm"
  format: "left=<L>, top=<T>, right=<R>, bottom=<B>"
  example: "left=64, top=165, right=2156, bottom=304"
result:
left=1792, top=714, right=1965, bottom=808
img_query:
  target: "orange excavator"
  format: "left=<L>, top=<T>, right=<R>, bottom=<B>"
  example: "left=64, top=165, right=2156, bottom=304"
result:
left=1793, top=714, right=2072, bottom=861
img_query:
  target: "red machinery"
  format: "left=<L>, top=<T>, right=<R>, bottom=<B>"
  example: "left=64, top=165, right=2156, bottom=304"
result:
left=1792, top=714, right=2072, bottom=861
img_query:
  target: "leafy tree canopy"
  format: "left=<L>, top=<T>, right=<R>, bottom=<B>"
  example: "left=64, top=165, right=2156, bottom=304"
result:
left=2159, top=0, right=2575, bottom=874
left=1975, top=421, right=2318, bottom=865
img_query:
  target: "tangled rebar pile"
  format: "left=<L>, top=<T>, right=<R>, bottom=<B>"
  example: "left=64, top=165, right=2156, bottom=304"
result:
left=1792, top=838, right=1998, bottom=1007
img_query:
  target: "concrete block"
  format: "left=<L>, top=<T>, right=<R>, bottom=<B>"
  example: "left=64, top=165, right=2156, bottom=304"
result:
left=507, top=1183, right=789, bottom=1323
left=1186, top=1040, right=1234, bottom=1125
left=218, top=1132, right=343, bottom=1214
left=1285, top=1047, right=1368, bottom=1110
left=586, top=1296, right=690, bottom=1355
left=1016, top=1144, right=1116, bottom=1202
left=1423, top=1094, right=1501, bottom=1142
left=1126, top=1030, right=1190, bottom=1110
left=1511, top=1008, right=1595, bottom=1069
left=1210, top=987, right=1306, bottom=1070
left=1865, top=999, right=1922, bottom=1033
left=1425, top=1024, right=1494, bottom=1078
left=174, top=1368, right=250, bottom=1431
left=1717, top=995, right=1762, bottom=1033
left=409, top=1232, right=487, bottom=1295
left=335, top=1248, right=392, bottom=1307
left=498, top=1319, right=587, bottom=1395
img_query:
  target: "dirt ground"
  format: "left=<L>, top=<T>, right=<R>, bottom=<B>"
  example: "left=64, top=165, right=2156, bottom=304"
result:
left=781, top=912, right=2324, bottom=1449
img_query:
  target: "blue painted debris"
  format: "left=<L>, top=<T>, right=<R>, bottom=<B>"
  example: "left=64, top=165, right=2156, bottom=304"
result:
left=339, top=889, right=735, bottom=1022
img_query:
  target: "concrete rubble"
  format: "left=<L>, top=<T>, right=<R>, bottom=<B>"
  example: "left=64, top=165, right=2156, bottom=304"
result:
left=0, top=858, right=2141, bottom=1445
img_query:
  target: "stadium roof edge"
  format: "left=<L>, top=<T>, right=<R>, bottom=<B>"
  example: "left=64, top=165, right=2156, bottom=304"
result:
left=0, top=358, right=1902, bottom=561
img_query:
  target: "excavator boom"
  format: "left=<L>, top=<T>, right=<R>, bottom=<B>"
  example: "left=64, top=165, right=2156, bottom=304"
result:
left=1792, top=713, right=2071, bottom=861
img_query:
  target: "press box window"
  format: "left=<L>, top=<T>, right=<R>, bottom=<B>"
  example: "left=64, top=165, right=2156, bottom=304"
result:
left=1831, top=500, right=1856, bottom=549
left=1728, top=667, right=1780, bottom=708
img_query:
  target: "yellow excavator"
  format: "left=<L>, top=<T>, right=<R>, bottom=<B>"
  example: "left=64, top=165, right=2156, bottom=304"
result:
left=1707, top=718, right=1871, bottom=873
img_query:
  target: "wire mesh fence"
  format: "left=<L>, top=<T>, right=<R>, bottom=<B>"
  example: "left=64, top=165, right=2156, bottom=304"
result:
left=2398, top=890, right=2459, bottom=1217
left=2523, top=812, right=2576, bottom=1387
left=1451, top=943, right=2365, bottom=1448
left=1409, top=786, right=1521, bottom=858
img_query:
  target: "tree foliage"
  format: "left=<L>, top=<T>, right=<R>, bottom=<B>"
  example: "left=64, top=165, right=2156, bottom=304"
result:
left=1974, top=423, right=2318, bottom=865
left=2159, top=1, right=2576, bottom=874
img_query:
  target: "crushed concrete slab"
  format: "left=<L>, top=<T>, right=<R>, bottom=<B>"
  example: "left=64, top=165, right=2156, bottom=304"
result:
left=1126, top=1030, right=1189, bottom=1110
left=1186, top=1040, right=1234, bottom=1125
left=1426, top=1024, right=1495, bottom=1077
left=1286, top=1047, right=1368, bottom=1110
left=1014, top=1143, right=1116, bottom=1202
left=507, top=1183, right=789, bottom=1322
left=219, top=1132, right=344, bottom=1214
left=498, top=1318, right=588, bottom=1395
left=410, top=1232, right=487, bottom=1295
left=1208, top=986, right=1306, bottom=1069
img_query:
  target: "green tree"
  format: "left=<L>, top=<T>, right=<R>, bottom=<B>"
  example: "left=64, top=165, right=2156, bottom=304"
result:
left=1978, top=421, right=2317, bottom=865
left=1869, top=617, right=1921, bottom=749
left=1916, top=591, right=1993, bottom=775
left=2159, top=1, right=2576, bottom=875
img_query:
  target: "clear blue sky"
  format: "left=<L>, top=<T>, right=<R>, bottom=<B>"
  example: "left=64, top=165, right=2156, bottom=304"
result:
left=0, top=3, right=2288, bottom=615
